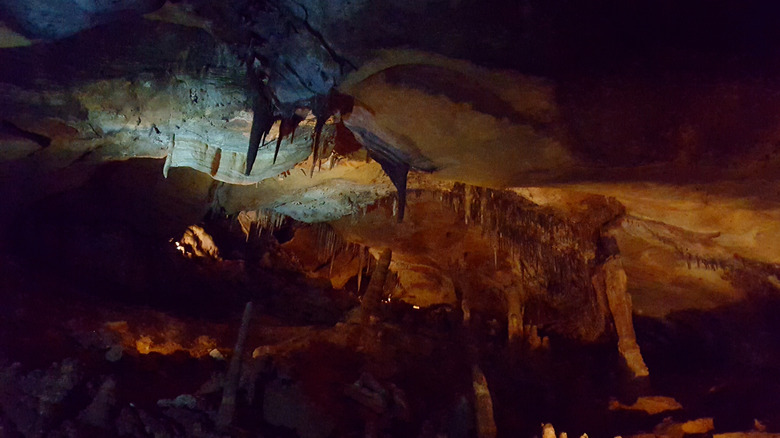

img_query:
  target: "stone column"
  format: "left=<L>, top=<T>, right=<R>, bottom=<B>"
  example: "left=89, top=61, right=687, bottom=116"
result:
left=359, top=248, right=392, bottom=324
left=597, top=255, right=649, bottom=378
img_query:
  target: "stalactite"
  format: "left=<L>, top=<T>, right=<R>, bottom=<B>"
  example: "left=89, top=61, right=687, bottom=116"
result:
left=313, top=222, right=349, bottom=263
left=240, top=209, right=288, bottom=240
left=341, top=184, right=601, bottom=338
left=273, top=114, right=304, bottom=164
left=210, top=147, right=222, bottom=176
left=402, top=184, right=604, bottom=339
left=310, top=114, right=326, bottom=177
left=245, top=92, right=275, bottom=176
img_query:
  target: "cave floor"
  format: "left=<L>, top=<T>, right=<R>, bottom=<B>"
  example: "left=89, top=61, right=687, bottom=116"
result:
left=2, top=249, right=779, bottom=438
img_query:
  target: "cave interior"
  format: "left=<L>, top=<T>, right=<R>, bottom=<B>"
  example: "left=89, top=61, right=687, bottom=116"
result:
left=1, top=1, right=780, bottom=437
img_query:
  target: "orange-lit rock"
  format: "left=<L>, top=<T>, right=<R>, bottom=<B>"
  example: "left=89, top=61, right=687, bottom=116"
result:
left=682, top=418, right=715, bottom=435
left=609, top=396, right=683, bottom=415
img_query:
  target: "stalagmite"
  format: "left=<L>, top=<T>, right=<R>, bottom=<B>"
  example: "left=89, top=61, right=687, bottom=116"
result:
left=472, top=365, right=497, bottom=438
left=461, top=298, right=472, bottom=326
left=216, top=301, right=254, bottom=429
left=542, top=424, right=556, bottom=438
left=527, top=325, right=544, bottom=350
left=162, top=133, right=174, bottom=178
left=597, top=255, right=650, bottom=378
left=358, top=248, right=392, bottom=324
left=357, top=246, right=365, bottom=292
left=505, top=286, right=524, bottom=344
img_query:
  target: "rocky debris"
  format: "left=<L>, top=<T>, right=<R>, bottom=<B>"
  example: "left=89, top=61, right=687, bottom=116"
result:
left=0, top=359, right=82, bottom=437
left=344, top=372, right=388, bottom=414
left=112, top=410, right=139, bottom=437
left=77, top=376, right=117, bottom=429
left=159, top=405, right=219, bottom=438
left=1, top=356, right=229, bottom=437
left=263, top=377, right=336, bottom=438
left=344, top=372, right=409, bottom=422
left=135, top=407, right=177, bottom=437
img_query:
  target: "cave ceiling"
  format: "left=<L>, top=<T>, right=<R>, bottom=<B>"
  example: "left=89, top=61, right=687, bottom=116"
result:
left=1, top=0, right=780, bottom=321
